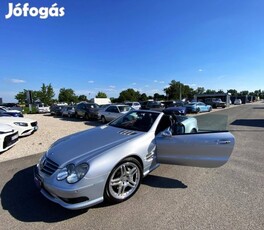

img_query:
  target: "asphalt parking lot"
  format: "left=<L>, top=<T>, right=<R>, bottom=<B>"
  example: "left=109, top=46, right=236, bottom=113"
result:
left=0, top=102, right=264, bottom=230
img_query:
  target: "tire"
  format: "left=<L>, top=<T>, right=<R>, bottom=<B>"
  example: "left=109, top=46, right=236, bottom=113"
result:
left=104, top=157, right=142, bottom=204
left=190, top=128, right=197, bottom=133
left=85, top=113, right=90, bottom=120
left=208, top=107, right=212, bottom=112
left=101, top=116, right=107, bottom=123
left=196, top=108, right=200, bottom=113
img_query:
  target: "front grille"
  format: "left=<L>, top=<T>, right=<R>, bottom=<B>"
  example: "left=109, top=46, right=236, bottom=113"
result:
left=3, top=131, right=19, bottom=149
left=40, top=157, right=59, bottom=176
left=31, top=121, right=38, bottom=127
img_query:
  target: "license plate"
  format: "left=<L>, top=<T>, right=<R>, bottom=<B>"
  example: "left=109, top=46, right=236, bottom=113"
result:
left=11, top=134, right=19, bottom=141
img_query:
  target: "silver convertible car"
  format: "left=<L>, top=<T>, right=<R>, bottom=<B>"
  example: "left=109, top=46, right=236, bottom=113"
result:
left=34, top=110, right=235, bottom=210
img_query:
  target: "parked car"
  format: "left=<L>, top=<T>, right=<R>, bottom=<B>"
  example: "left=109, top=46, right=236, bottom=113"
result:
left=164, top=101, right=187, bottom=115
left=184, top=102, right=212, bottom=113
left=0, top=106, right=23, bottom=117
left=234, top=99, right=242, bottom=105
left=61, top=106, right=76, bottom=118
left=37, top=104, right=50, bottom=113
left=0, top=116, right=38, bottom=137
left=99, top=104, right=133, bottom=123
left=0, top=123, right=19, bottom=153
left=34, top=109, right=235, bottom=210
left=50, top=105, right=67, bottom=116
left=204, top=98, right=226, bottom=108
left=75, top=102, right=100, bottom=120
left=144, top=101, right=164, bottom=111
left=125, top=102, right=141, bottom=110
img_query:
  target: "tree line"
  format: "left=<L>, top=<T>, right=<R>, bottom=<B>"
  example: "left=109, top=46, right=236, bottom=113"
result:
left=15, top=81, right=264, bottom=105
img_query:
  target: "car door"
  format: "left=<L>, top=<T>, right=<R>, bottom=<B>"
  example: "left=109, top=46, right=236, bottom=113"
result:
left=155, top=131, right=235, bottom=168
left=105, top=106, right=119, bottom=121
left=197, top=102, right=205, bottom=112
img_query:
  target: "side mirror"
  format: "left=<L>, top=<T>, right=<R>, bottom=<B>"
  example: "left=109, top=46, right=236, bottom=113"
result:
left=162, top=129, right=172, bottom=137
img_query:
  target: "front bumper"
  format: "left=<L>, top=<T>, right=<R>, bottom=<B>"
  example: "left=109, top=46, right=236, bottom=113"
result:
left=34, top=166, right=105, bottom=210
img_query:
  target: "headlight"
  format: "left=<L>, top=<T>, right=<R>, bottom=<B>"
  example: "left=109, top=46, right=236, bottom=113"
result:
left=57, top=163, right=89, bottom=184
left=14, top=122, right=28, bottom=127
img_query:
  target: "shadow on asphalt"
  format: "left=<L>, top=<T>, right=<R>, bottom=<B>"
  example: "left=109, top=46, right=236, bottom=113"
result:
left=231, top=119, right=264, bottom=128
left=1, top=166, right=87, bottom=223
left=1, top=165, right=187, bottom=222
left=142, top=175, right=187, bottom=189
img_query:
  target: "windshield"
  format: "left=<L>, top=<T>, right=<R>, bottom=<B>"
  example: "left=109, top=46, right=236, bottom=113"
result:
left=109, top=111, right=160, bottom=132
left=118, top=105, right=131, bottom=112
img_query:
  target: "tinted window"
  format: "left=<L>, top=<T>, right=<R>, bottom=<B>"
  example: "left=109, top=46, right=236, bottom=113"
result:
left=109, top=111, right=159, bottom=132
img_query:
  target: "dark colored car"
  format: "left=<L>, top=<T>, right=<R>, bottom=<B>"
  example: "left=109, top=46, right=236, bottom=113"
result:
left=50, top=105, right=67, bottom=116
left=165, top=101, right=187, bottom=115
left=75, top=102, right=100, bottom=120
left=163, top=106, right=187, bottom=116
left=143, top=101, right=165, bottom=111
left=0, top=106, right=23, bottom=117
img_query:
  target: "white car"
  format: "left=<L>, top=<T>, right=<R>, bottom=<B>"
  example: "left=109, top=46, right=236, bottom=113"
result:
left=0, top=123, right=19, bottom=153
left=125, top=102, right=141, bottom=110
left=234, top=99, right=242, bottom=105
left=0, top=117, right=38, bottom=137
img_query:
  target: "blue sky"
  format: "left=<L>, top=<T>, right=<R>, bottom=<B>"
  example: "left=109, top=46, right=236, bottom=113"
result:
left=1, top=0, right=264, bottom=102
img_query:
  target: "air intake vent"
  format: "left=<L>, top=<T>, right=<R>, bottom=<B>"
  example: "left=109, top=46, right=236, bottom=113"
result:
left=118, top=130, right=137, bottom=136
left=40, top=157, right=59, bottom=176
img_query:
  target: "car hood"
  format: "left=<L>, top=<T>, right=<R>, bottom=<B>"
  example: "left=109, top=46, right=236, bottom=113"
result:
left=7, top=109, right=21, bottom=113
left=0, top=123, right=14, bottom=133
left=0, top=117, right=36, bottom=123
left=46, top=125, right=144, bottom=166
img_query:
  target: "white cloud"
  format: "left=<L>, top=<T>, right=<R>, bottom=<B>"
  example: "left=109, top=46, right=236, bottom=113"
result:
left=186, top=83, right=197, bottom=88
left=10, top=79, right=26, bottom=83
left=88, top=80, right=95, bottom=83
left=132, top=82, right=137, bottom=85
left=198, top=69, right=203, bottom=72
left=109, top=85, right=116, bottom=89
left=154, top=80, right=165, bottom=84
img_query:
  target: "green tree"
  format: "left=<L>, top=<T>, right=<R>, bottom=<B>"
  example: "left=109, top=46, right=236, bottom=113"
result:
left=15, top=89, right=39, bottom=104
left=216, top=89, right=225, bottom=94
left=139, top=93, right=148, bottom=101
left=96, top=91, right=107, bottom=98
left=205, top=89, right=217, bottom=94
left=58, top=88, right=78, bottom=104
left=118, top=88, right=141, bottom=102
left=227, top=89, right=238, bottom=96
left=15, top=89, right=27, bottom=104
left=164, top=80, right=188, bottom=100
left=36, top=83, right=55, bottom=105
left=195, top=87, right=205, bottom=95
left=239, top=90, right=249, bottom=96
left=78, top=95, right=87, bottom=102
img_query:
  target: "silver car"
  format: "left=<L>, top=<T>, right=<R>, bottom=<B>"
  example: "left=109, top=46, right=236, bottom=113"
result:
left=34, top=110, right=235, bottom=210
left=99, top=104, right=133, bottom=123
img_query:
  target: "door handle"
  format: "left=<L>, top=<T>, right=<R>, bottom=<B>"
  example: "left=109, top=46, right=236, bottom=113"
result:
left=217, top=140, right=231, bottom=144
